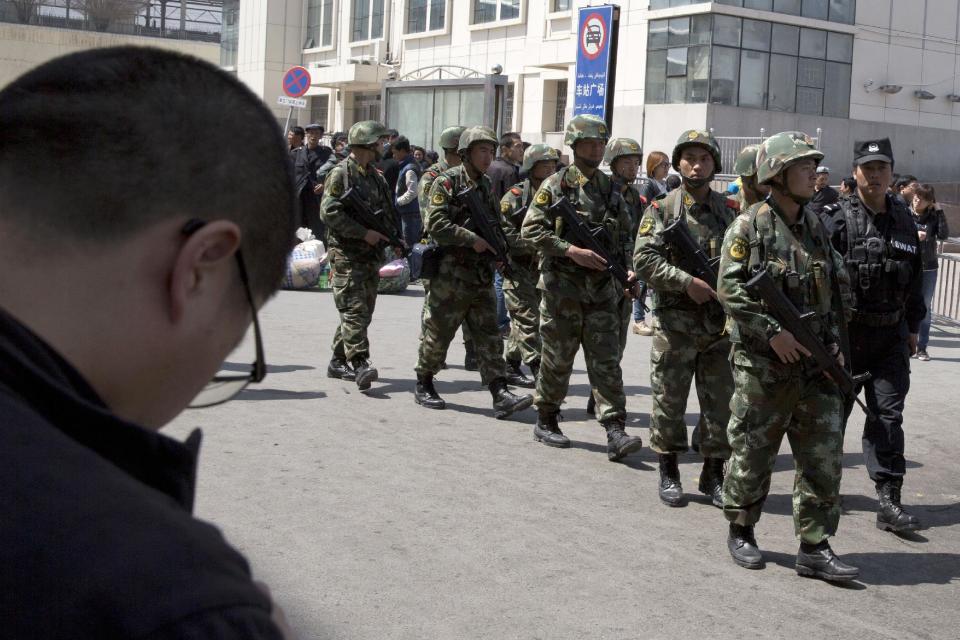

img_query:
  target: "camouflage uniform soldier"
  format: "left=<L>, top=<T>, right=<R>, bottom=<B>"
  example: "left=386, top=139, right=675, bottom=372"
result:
left=718, top=131, right=858, bottom=582
left=413, top=126, right=534, bottom=419
left=416, top=126, right=472, bottom=367
left=733, top=144, right=770, bottom=210
left=521, top=115, right=643, bottom=461
left=633, top=130, right=736, bottom=508
left=499, top=144, right=560, bottom=388
left=321, top=120, right=395, bottom=391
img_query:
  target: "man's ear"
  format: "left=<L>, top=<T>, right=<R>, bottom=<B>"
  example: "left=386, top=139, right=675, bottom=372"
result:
left=168, top=221, right=242, bottom=324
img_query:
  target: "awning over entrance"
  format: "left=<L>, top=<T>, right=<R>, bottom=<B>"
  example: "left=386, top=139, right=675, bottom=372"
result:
left=309, top=62, right=390, bottom=91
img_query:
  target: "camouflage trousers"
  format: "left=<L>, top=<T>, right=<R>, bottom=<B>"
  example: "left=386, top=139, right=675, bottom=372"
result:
left=330, top=253, right=380, bottom=362
left=618, top=293, right=632, bottom=359
left=503, top=262, right=541, bottom=365
left=648, top=327, right=733, bottom=459
left=420, top=279, right=472, bottom=347
left=416, top=270, right=506, bottom=385
left=723, top=348, right=844, bottom=544
left=536, top=288, right=625, bottom=422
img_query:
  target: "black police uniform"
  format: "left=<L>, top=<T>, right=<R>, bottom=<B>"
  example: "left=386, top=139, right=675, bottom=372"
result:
left=826, top=138, right=925, bottom=530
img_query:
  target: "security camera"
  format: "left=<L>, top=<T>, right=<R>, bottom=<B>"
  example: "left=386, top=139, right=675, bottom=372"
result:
left=491, top=64, right=503, bottom=75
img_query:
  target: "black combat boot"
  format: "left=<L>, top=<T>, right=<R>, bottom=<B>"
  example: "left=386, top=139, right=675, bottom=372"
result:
left=796, top=541, right=859, bottom=582
left=727, top=523, right=763, bottom=570
left=586, top=394, right=596, bottom=416
left=351, top=357, right=378, bottom=391
left=658, top=453, right=685, bottom=507
left=326, top=358, right=356, bottom=381
left=414, top=373, right=445, bottom=410
left=505, top=359, right=535, bottom=388
left=528, top=359, right=540, bottom=382
left=876, top=479, right=921, bottom=532
left=698, top=457, right=725, bottom=509
left=603, top=419, right=643, bottom=462
left=464, top=341, right=478, bottom=371
left=533, top=411, right=570, bottom=448
left=489, top=378, right=533, bottom=419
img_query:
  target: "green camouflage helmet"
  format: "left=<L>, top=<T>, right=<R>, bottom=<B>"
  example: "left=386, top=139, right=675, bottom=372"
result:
left=733, top=144, right=761, bottom=178
left=521, top=143, right=560, bottom=174
left=603, top=137, right=642, bottom=165
left=756, top=131, right=824, bottom=185
left=438, top=125, right=467, bottom=151
left=563, top=114, right=609, bottom=147
left=671, top=129, right=723, bottom=174
left=348, top=120, right=389, bottom=146
left=457, top=126, right=498, bottom=153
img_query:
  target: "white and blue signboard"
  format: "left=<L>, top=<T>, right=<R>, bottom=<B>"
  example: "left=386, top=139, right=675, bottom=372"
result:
left=573, top=5, right=619, bottom=124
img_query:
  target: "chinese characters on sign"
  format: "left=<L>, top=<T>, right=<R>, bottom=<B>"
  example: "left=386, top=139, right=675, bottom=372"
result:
left=573, top=5, right=617, bottom=121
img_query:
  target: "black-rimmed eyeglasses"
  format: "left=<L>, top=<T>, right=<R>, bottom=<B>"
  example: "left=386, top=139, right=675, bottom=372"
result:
left=182, top=218, right=267, bottom=408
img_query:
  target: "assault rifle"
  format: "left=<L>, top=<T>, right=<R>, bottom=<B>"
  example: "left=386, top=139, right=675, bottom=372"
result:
left=661, top=216, right=719, bottom=290
left=341, top=186, right=408, bottom=256
left=744, top=269, right=874, bottom=419
left=548, top=198, right=637, bottom=294
left=457, top=187, right=513, bottom=276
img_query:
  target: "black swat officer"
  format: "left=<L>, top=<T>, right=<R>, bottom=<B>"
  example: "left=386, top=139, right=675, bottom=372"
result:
left=825, top=138, right=925, bottom=533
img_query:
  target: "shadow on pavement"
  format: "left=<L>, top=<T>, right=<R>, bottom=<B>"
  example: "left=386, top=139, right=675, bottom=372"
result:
left=770, top=452, right=921, bottom=473
left=566, top=439, right=656, bottom=470
left=236, top=389, right=326, bottom=401
left=222, top=362, right=316, bottom=373
left=843, top=552, right=960, bottom=586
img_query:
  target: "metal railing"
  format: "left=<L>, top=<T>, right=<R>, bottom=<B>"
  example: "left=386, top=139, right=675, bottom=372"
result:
left=710, top=128, right=821, bottom=181
left=0, top=0, right=222, bottom=43
left=933, top=242, right=960, bottom=325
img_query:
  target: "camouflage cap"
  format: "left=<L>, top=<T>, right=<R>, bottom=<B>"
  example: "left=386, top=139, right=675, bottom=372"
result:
left=563, top=114, right=609, bottom=147
left=457, top=126, right=498, bottom=153
left=672, top=129, right=723, bottom=174
left=348, top=120, right=389, bottom=146
left=756, top=131, right=824, bottom=185
left=733, top=144, right=761, bottom=178
left=603, top=137, right=642, bottom=165
left=438, top=125, right=467, bottom=151
left=521, top=143, right=560, bottom=174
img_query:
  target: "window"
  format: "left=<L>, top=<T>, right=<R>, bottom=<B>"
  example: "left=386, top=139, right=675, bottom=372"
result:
left=826, top=31, right=853, bottom=63
left=799, top=28, right=826, bottom=58
left=552, top=0, right=571, bottom=11
left=710, top=46, right=740, bottom=105
left=504, top=82, right=515, bottom=130
left=554, top=80, right=567, bottom=132
left=802, top=0, right=828, bottom=19
left=774, top=0, right=801, bottom=15
left=472, top=0, right=520, bottom=24
left=406, top=0, right=445, bottom=34
left=311, top=95, right=330, bottom=128
left=713, top=15, right=741, bottom=47
left=646, top=12, right=850, bottom=117
left=351, top=0, right=385, bottom=42
left=771, top=23, right=799, bottom=55
left=220, top=0, right=239, bottom=67
left=829, top=0, right=855, bottom=24
left=767, top=54, right=797, bottom=111
left=306, top=0, right=335, bottom=48
left=744, top=0, right=773, bottom=9
left=742, top=19, right=771, bottom=51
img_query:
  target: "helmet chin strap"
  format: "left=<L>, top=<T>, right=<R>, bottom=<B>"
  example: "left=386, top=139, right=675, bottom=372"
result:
left=682, top=174, right=713, bottom=189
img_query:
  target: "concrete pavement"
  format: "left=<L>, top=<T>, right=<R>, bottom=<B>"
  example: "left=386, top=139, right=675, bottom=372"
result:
left=166, top=284, right=960, bottom=640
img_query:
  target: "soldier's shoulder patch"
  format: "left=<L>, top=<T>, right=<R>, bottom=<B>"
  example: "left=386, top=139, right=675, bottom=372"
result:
left=328, top=181, right=343, bottom=197
left=501, top=201, right=512, bottom=214
left=638, top=216, right=655, bottom=236
left=682, top=191, right=694, bottom=207
left=432, top=192, right=446, bottom=205
left=425, top=169, right=438, bottom=179
left=442, top=178, right=452, bottom=190
left=729, top=236, right=749, bottom=261
left=535, top=189, right=551, bottom=206
left=510, top=187, right=522, bottom=197
left=650, top=200, right=660, bottom=209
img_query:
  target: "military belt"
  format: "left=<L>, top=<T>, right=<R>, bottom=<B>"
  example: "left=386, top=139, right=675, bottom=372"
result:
left=851, top=309, right=903, bottom=327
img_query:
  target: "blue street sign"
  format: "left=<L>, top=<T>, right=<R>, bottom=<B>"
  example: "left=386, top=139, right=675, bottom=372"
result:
left=573, top=5, right=616, bottom=121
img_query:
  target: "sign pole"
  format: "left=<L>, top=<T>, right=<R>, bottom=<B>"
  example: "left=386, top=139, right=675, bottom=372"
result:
left=283, top=106, right=294, bottom=133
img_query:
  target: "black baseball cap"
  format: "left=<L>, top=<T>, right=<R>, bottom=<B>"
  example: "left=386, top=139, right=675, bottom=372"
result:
left=305, top=123, right=324, bottom=132
left=853, top=138, right=894, bottom=166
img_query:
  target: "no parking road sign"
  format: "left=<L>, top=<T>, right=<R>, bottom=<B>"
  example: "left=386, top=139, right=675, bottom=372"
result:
left=282, top=66, right=311, bottom=98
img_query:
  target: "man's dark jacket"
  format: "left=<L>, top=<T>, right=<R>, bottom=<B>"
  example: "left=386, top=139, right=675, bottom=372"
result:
left=809, top=184, right=840, bottom=216
left=0, top=308, right=282, bottom=639
left=487, top=158, right=520, bottom=202
left=293, top=144, right=332, bottom=196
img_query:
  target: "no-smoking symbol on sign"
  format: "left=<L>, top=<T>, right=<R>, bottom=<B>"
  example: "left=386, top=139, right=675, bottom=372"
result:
left=580, top=12, right=607, bottom=60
